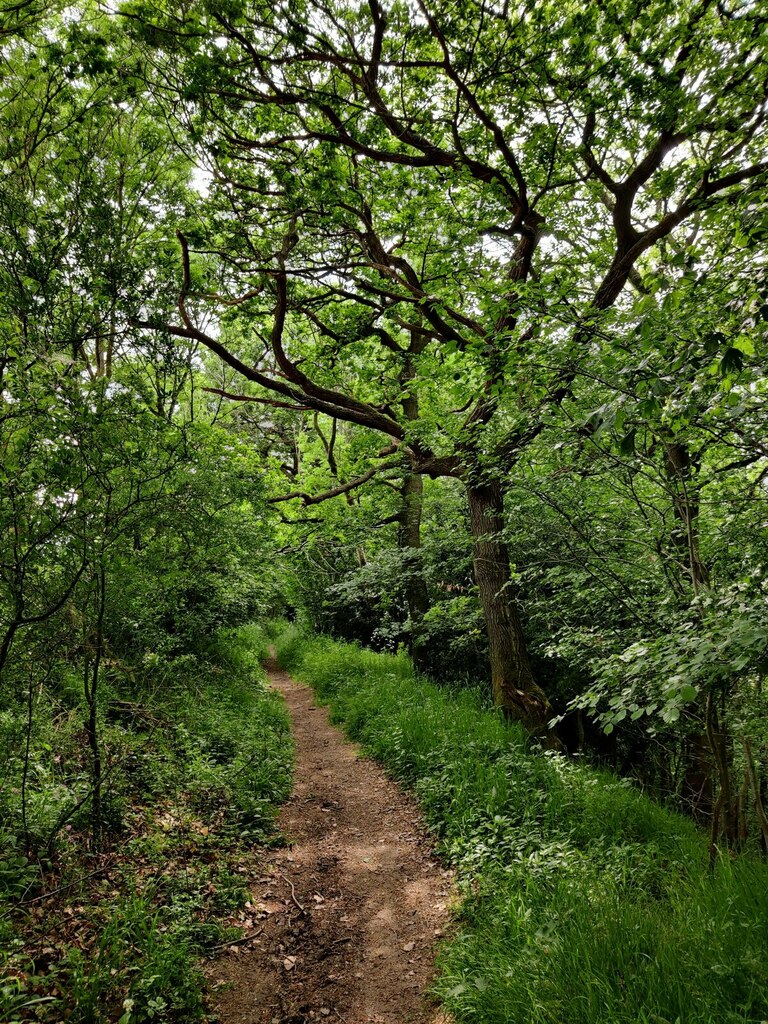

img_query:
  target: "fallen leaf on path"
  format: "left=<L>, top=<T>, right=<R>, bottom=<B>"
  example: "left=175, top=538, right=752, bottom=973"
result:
left=402, top=942, right=415, bottom=952
left=283, top=956, right=297, bottom=971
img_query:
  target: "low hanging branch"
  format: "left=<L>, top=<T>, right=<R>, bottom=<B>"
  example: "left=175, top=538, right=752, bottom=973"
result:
left=202, top=386, right=314, bottom=412
left=132, top=229, right=407, bottom=441
left=268, top=458, right=400, bottom=506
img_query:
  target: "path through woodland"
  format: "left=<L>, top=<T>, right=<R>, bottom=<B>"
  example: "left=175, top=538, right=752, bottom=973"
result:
left=207, top=656, right=454, bottom=1024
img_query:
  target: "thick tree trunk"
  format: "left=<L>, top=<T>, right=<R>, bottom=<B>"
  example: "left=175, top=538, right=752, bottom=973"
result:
left=399, top=471, right=430, bottom=673
left=466, top=480, right=556, bottom=741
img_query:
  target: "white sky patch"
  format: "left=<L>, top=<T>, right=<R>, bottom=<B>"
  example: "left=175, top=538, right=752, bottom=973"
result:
left=190, top=165, right=213, bottom=197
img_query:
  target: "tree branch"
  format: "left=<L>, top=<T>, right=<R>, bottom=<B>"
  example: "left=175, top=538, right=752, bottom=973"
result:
left=202, top=387, right=313, bottom=412
left=268, top=459, right=400, bottom=506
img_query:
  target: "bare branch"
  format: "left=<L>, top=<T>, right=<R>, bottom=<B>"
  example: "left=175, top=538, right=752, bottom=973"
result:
left=202, top=387, right=313, bottom=412
left=268, top=459, right=400, bottom=506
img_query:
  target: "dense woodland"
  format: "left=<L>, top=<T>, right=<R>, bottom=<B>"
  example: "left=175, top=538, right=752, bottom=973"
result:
left=1, top=0, right=768, bottom=1021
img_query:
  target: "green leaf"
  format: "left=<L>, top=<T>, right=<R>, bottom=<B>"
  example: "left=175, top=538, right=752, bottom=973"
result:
left=719, top=347, right=744, bottom=377
left=732, top=336, right=754, bottom=356
left=447, top=983, right=467, bottom=997
left=619, top=429, right=636, bottom=456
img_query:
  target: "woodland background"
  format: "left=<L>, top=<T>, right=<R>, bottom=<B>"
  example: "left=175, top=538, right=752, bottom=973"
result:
left=1, top=0, right=768, bottom=1020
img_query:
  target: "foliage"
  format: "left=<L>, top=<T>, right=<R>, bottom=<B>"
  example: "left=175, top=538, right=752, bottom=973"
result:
left=2, top=1, right=768, bottom=1020
left=0, top=624, right=293, bottom=1024
left=571, top=585, right=768, bottom=734
left=284, top=476, right=488, bottom=679
left=117, top=0, right=768, bottom=729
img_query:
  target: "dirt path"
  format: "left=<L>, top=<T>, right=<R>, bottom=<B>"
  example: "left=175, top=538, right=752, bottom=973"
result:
left=207, top=658, right=454, bottom=1024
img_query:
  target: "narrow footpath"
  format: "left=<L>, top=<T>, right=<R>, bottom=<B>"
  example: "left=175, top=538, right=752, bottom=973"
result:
left=207, top=656, right=454, bottom=1024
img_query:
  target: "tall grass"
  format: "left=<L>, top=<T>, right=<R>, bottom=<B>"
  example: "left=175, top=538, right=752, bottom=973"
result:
left=276, top=628, right=768, bottom=1024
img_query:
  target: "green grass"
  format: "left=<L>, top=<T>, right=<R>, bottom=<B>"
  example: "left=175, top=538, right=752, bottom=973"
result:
left=275, top=627, right=768, bottom=1024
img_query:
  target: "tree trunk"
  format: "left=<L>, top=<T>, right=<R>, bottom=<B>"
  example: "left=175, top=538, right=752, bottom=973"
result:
left=706, top=693, right=737, bottom=862
left=665, top=440, right=710, bottom=594
left=84, top=566, right=106, bottom=850
left=0, top=518, right=24, bottom=679
left=399, top=471, right=430, bottom=673
left=665, top=439, right=719, bottom=825
left=681, top=726, right=714, bottom=823
left=742, top=736, right=768, bottom=851
left=0, top=618, right=20, bottom=679
left=466, top=480, right=557, bottom=742
left=397, top=331, right=431, bottom=672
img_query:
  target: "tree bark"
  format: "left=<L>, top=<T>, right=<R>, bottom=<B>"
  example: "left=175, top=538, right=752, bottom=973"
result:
left=662, top=439, right=739, bottom=849
left=743, top=736, right=768, bottom=852
left=399, top=470, right=430, bottom=673
left=681, top=726, right=714, bottom=823
left=706, top=693, right=737, bottom=862
left=665, top=440, right=710, bottom=594
left=84, top=566, right=106, bottom=850
left=0, top=618, right=20, bottom=679
left=466, top=480, right=557, bottom=742
left=398, top=331, right=431, bottom=671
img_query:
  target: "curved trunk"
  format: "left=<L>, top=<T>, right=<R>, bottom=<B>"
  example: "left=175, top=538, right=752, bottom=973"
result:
left=466, top=480, right=556, bottom=742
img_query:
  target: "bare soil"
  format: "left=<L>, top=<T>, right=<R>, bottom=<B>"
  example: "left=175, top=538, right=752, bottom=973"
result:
left=206, top=658, right=454, bottom=1024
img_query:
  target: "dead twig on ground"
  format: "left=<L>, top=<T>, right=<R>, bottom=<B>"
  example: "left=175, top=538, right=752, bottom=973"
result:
left=0, top=861, right=115, bottom=921
left=210, top=926, right=265, bottom=951
left=278, top=871, right=306, bottom=914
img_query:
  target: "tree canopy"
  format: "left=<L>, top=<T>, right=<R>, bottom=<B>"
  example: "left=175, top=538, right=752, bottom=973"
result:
left=117, top=0, right=767, bottom=736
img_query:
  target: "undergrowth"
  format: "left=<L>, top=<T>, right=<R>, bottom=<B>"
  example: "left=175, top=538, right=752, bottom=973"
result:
left=275, top=627, right=768, bottom=1024
left=0, top=623, right=292, bottom=1023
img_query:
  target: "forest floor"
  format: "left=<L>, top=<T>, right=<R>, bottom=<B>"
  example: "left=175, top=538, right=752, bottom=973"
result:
left=206, top=655, right=454, bottom=1024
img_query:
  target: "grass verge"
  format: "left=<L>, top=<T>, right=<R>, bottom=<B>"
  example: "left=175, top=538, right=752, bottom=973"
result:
left=1, top=623, right=293, bottom=1023
left=275, top=627, right=768, bottom=1024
